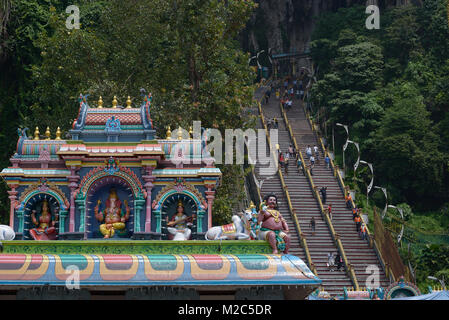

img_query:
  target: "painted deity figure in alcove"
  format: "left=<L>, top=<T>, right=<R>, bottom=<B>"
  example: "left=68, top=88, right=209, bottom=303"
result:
left=30, top=199, right=59, bottom=240
left=166, top=199, right=196, bottom=240
left=94, top=188, right=130, bottom=238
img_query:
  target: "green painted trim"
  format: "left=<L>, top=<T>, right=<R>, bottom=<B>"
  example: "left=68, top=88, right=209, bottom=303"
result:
left=154, top=210, right=161, bottom=233
left=197, top=210, right=205, bottom=233
left=134, top=199, right=145, bottom=232
left=2, top=240, right=272, bottom=254
left=75, top=199, right=85, bottom=232
left=17, top=210, right=24, bottom=233
left=59, top=210, right=68, bottom=233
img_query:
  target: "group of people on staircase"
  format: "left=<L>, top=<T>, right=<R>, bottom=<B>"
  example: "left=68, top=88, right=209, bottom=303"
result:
left=318, top=184, right=368, bottom=240
left=262, top=77, right=378, bottom=289
left=269, top=77, right=305, bottom=104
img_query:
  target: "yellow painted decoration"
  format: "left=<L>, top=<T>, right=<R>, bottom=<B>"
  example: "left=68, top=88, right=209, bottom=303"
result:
left=45, top=127, right=51, bottom=140
left=34, top=127, right=40, bottom=140
left=166, top=126, right=172, bottom=140
left=141, top=160, right=157, bottom=167
left=55, top=127, right=62, bottom=140
left=112, top=96, right=118, bottom=108
left=189, top=126, right=193, bottom=139
left=178, top=127, right=183, bottom=140
left=126, top=96, right=132, bottom=108
left=98, top=96, right=103, bottom=108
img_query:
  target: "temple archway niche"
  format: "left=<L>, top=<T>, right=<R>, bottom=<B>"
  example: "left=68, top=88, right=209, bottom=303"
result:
left=152, top=189, right=206, bottom=239
left=21, top=193, right=62, bottom=240
left=74, top=163, right=146, bottom=239
left=85, top=176, right=135, bottom=239
left=161, top=193, right=198, bottom=240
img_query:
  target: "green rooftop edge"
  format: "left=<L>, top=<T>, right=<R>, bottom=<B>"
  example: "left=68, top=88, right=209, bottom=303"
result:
left=2, top=240, right=272, bottom=255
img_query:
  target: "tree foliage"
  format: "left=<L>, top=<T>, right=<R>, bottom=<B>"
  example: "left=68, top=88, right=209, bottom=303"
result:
left=0, top=0, right=258, bottom=223
left=310, top=2, right=449, bottom=210
left=310, top=1, right=449, bottom=288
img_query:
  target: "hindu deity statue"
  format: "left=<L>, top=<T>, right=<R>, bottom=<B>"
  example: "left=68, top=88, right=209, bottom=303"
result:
left=257, top=193, right=290, bottom=254
left=94, top=188, right=130, bottom=238
left=166, top=199, right=196, bottom=240
left=29, top=199, right=58, bottom=240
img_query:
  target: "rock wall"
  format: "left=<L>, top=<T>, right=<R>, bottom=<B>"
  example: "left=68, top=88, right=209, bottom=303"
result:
left=240, top=0, right=421, bottom=55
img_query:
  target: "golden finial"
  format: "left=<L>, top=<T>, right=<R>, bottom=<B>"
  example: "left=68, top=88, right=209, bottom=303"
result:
left=189, top=126, right=193, bottom=139
left=98, top=96, right=103, bottom=108
left=45, top=127, right=51, bottom=140
left=112, top=96, right=118, bottom=108
left=126, top=96, right=132, bottom=108
left=249, top=201, right=256, bottom=210
left=178, top=127, right=183, bottom=140
left=34, top=127, right=40, bottom=140
left=55, top=127, right=62, bottom=140
left=166, top=126, right=172, bottom=140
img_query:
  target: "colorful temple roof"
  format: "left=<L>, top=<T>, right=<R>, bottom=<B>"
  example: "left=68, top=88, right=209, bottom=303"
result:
left=0, top=254, right=321, bottom=287
left=70, top=94, right=154, bottom=142
left=2, top=93, right=216, bottom=175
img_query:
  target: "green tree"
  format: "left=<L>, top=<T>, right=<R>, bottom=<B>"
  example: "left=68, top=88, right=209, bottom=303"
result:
left=415, top=244, right=449, bottom=291
left=373, top=82, right=445, bottom=205
left=0, top=0, right=258, bottom=224
left=417, top=0, right=449, bottom=65
left=334, top=42, right=383, bottom=92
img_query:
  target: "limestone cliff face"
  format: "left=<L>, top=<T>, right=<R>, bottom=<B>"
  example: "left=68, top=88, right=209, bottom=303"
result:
left=241, top=0, right=421, bottom=55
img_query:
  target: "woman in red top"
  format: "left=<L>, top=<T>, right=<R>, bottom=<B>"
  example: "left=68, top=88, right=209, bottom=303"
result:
left=279, top=152, right=285, bottom=169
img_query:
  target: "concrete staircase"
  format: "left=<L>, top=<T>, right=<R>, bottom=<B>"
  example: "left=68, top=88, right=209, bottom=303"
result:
left=258, top=92, right=354, bottom=296
left=285, top=97, right=390, bottom=290
left=253, top=89, right=307, bottom=263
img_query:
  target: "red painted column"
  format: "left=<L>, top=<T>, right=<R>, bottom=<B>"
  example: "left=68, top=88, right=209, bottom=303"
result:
left=205, top=188, right=215, bottom=230
left=68, top=166, right=80, bottom=232
left=7, top=185, right=18, bottom=229
left=142, top=166, right=155, bottom=232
